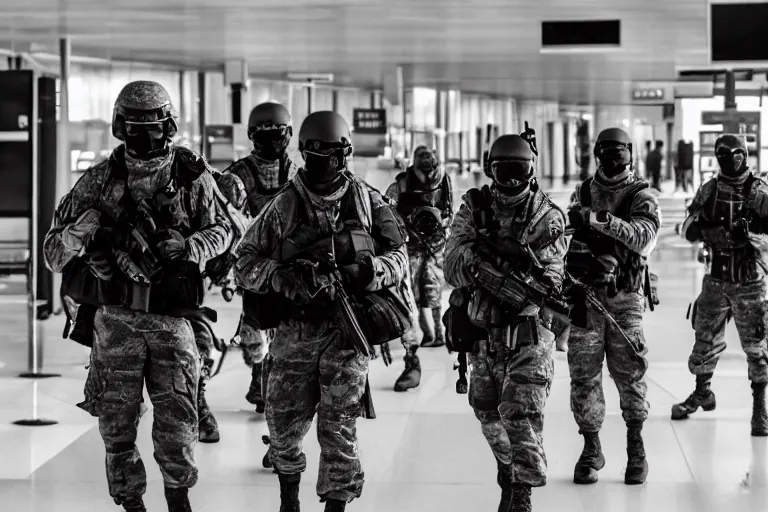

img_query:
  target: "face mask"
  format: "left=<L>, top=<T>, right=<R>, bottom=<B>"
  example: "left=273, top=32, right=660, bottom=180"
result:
left=716, top=147, right=746, bottom=176
left=597, top=143, right=631, bottom=177
left=304, top=150, right=344, bottom=184
left=490, top=159, right=532, bottom=189
left=124, top=120, right=167, bottom=159
left=252, top=128, right=290, bottom=160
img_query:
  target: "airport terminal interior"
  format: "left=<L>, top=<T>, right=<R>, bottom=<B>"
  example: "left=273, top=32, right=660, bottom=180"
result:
left=2, top=0, right=768, bottom=511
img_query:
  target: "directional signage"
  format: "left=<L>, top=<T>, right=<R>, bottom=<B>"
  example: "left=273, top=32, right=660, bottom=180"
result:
left=353, top=108, right=387, bottom=134
left=632, top=88, right=664, bottom=101
left=701, top=110, right=760, bottom=128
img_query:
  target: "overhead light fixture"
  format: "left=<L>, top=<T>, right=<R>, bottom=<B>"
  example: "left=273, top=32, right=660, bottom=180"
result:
left=286, top=72, right=334, bottom=83
left=539, top=45, right=623, bottom=54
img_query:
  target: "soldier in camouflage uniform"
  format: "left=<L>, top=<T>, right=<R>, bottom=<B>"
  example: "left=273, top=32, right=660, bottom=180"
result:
left=44, top=81, right=233, bottom=512
left=235, top=111, right=407, bottom=512
left=385, top=146, right=453, bottom=391
left=565, top=127, right=660, bottom=486
left=675, top=134, right=768, bottom=437
left=445, top=133, right=567, bottom=512
left=220, top=102, right=298, bottom=414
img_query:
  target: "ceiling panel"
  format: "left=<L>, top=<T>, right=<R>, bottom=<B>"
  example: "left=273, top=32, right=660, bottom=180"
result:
left=0, top=0, right=713, bottom=103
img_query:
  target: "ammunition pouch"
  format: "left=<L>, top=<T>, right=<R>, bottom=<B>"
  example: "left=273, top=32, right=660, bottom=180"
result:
left=710, top=246, right=761, bottom=283
left=60, top=256, right=122, bottom=307
left=360, top=286, right=411, bottom=345
left=135, top=261, right=205, bottom=314
left=472, top=261, right=530, bottom=313
left=243, top=289, right=292, bottom=330
left=443, top=287, right=486, bottom=353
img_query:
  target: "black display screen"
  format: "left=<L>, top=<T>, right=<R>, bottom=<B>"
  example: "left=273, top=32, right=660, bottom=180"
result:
left=0, top=71, right=33, bottom=217
left=711, top=3, right=768, bottom=62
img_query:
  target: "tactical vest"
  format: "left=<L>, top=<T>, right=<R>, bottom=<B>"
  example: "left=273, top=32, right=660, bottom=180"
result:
left=700, top=174, right=762, bottom=283
left=571, top=176, right=650, bottom=293
left=395, top=171, right=451, bottom=217
left=237, top=155, right=293, bottom=216
left=63, top=147, right=207, bottom=316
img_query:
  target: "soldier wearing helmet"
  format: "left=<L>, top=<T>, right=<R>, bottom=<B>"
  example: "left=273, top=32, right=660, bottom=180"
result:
left=234, top=111, right=408, bottom=512
left=213, top=102, right=298, bottom=419
left=384, top=145, right=454, bottom=392
left=564, top=127, right=660, bottom=487
left=444, top=128, right=568, bottom=512
left=44, top=81, right=234, bottom=512
left=675, top=133, right=768, bottom=437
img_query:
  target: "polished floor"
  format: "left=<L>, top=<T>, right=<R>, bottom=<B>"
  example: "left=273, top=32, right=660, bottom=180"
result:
left=1, top=228, right=767, bottom=512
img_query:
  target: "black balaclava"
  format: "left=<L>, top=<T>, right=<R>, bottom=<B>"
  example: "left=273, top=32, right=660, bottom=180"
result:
left=251, top=125, right=291, bottom=161
left=596, top=141, right=632, bottom=178
left=490, top=159, right=533, bottom=195
left=123, top=111, right=170, bottom=160
left=302, top=143, right=350, bottom=194
left=715, top=134, right=748, bottom=177
left=412, top=146, right=441, bottom=186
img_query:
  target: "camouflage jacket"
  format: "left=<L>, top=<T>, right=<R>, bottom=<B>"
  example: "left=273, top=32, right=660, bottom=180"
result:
left=569, top=174, right=660, bottom=258
left=223, top=153, right=298, bottom=217
left=234, top=171, right=408, bottom=295
left=444, top=186, right=568, bottom=293
left=44, top=145, right=234, bottom=274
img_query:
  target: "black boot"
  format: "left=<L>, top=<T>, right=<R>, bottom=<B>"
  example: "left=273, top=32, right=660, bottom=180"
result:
left=671, top=373, right=716, bottom=420
left=122, top=496, right=146, bottom=512
left=324, top=499, right=346, bottom=512
left=277, top=472, right=301, bottom=512
left=573, top=431, right=605, bottom=484
left=262, top=435, right=273, bottom=469
left=751, top=382, right=768, bottom=437
left=625, top=423, right=648, bottom=485
left=510, top=484, right=532, bottom=512
left=197, top=378, right=220, bottom=443
left=164, top=487, right=192, bottom=512
left=496, top=459, right=513, bottom=512
left=394, top=346, right=421, bottom=392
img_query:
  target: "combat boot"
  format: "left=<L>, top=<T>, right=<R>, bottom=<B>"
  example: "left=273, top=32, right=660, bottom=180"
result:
left=164, top=487, right=192, bottom=512
left=394, top=346, right=421, bottom=392
left=122, top=496, right=146, bottom=512
left=245, top=365, right=266, bottom=413
left=671, top=373, right=716, bottom=420
left=197, top=378, right=220, bottom=443
left=496, top=459, right=513, bottom=512
left=277, top=472, right=301, bottom=512
left=421, top=308, right=446, bottom=348
left=262, top=435, right=273, bottom=469
left=573, top=431, right=605, bottom=484
left=324, top=499, right=346, bottom=512
left=751, top=382, right=768, bottom=437
left=625, top=423, right=648, bottom=485
left=510, top=484, right=532, bottom=512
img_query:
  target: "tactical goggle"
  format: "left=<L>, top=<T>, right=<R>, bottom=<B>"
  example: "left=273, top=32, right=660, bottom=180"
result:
left=302, top=139, right=352, bottom=156
left=490, top=159, right=532, bottom=181
left=124, top=119, right=167, bottom=139
left=250, top=125, right=291, bottom=137
left=596, top=141, right=631, bottom=153
left=716, top=146, right=747, bottom=158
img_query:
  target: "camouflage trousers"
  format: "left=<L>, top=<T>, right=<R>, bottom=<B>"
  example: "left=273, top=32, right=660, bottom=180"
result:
left=78, top=306, right=199, bottom=506
left=266, top=317, right=369, bottom=502
left=689, top=275, right=768, bottom=383
left=409, top=249, right=444, bottom=309
left=189, top=318, right=215, bottom=382
left=568, top=290, right=649, bottom=432
left=239, top=311, right=275, bottom=404
left=468, top=318, right=555, bottom=487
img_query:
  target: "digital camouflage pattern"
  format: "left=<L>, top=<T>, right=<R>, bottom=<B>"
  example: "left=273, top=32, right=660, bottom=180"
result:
left=234, top=172, right=408, bottom=502
left=80, top=307, right=199, bottom=505
left=44, top=144, right=233, bottom=503
left=683, top=173, right=768, bottom=384
left=567, top=290, right=649, bottom=431
left=444, top=185, right=568, bottom=487
left=567, top=171, right=659, bottom=431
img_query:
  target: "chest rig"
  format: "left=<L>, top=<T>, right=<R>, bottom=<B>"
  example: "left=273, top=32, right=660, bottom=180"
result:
left=396, top=171, right=451, bottom=251
left=701, top=174, right=762, bottom=283
left=570, top=177, right=650, bottom=293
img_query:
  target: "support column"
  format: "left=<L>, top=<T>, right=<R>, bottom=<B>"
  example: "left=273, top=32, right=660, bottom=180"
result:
left=178, top=70, right=185, bottom=134
left=397, top=65, right=407, bottom=158
left=57, top=38, right=71, bottom=202
left=306, top=80, right=314, bottom=115
left=197, top=72, right=206, bottom=155
left=331, top=89, right=338, bottom=113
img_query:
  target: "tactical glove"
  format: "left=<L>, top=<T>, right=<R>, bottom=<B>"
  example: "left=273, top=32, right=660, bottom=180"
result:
left=61, top=209, right=102, bottom=252
left=568, top=206, right=591, bottom=230
left=732, top=218, right=751, bottom=242
left=155, top=229, right=186, bottom=262
left=339, top=254, right=375, bottom=293
left=270, top=266, right=315, bottom=305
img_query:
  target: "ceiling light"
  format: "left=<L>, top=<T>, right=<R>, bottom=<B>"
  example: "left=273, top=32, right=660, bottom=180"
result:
left=539, top=45, right=623, bottom=55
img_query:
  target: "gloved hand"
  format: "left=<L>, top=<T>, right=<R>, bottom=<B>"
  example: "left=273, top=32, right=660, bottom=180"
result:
left=90, top=226, right=130, bottom=251
left=270, top=266, right=315, bottom=305
left=61, top=209, right=102, bottom=252
left=216, top=173, right=247, bottom=210
left=114, top=250, right=149, bottom=283
left=568, top=206, right=591, bottom=230
left=732, top=218, right=750, bottom=242
left=339, top=254, right=375, bottom=293
left=82, top=251, right=113, bottom=280
left=699, top=225, right=731, bottom=247
left=155, top=229, right=186, bottom=262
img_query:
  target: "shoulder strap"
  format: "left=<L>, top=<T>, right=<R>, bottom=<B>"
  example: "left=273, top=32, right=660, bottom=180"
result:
left=616, top=181, right=651, bottom=219
left=579, top=177, right=593, bottom=207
